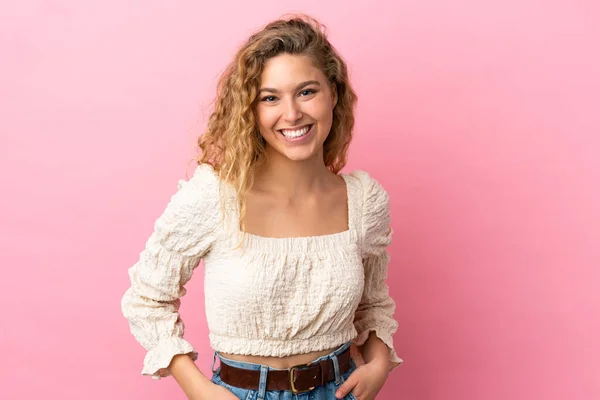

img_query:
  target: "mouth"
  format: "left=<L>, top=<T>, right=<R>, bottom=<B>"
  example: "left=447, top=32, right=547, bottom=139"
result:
left=278, top=124, right=313, bottom=140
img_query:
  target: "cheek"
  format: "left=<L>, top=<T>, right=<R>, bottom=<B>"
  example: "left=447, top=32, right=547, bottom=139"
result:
left=310, top=105, right=334, bottom=128
left=256, top=106, right=278, bottom=129
left=307, top=96, right=334, bottom=120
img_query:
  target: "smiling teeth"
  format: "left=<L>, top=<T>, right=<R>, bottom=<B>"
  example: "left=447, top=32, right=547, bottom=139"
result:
left=281, top=126, right=310, bottom=138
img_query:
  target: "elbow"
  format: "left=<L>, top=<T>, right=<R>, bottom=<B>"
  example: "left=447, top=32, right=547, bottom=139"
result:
left=120, top=286, right=140, bottom=321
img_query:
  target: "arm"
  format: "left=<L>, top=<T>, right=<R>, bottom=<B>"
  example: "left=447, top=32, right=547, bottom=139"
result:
left=336, top=173, right=402, bottom=399
left=360, top=331, right=392, bottom=369
left=353, top=245, right=403, bottom=371
left=168, top=354, right=213, bottom=399
left=167, top=354, right=239, bottom=400
left=120, top=165, right=220, bottom=381
left=352, top=172, right=403, bottom=371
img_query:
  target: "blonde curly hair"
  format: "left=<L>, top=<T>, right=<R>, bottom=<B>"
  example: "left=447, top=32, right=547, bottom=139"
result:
left=197, top=14, right=358, bottom=229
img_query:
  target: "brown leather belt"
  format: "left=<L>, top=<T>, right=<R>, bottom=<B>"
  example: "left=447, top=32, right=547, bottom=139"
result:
left=218, top=347, right=351, bottom=394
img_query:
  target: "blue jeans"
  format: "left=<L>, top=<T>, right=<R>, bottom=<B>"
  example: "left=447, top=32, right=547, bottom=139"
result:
left=210, top=341, right=358, bottom=400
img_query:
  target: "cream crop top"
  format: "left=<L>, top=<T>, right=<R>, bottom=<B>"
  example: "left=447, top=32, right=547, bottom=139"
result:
left=121, top=164, right=403, bottom=379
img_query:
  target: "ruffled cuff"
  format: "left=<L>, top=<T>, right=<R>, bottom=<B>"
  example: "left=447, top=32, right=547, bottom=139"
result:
left=352, top=328, right=403, bottom=372
left=142, top=337, right=198, bottom=380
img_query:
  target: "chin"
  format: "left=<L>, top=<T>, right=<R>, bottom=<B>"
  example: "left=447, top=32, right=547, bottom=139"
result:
left=280, top=150, right=320, bottom=162
left=266, top=140, right=324, bottom=162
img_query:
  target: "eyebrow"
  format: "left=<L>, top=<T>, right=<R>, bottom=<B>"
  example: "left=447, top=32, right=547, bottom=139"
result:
left=258, top=80, right=321, bottom=94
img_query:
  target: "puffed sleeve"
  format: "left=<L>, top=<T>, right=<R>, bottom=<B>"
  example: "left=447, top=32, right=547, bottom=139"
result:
left=120, top=164, right=221, bottom=379
left=352, top=172, right=403, bottom=371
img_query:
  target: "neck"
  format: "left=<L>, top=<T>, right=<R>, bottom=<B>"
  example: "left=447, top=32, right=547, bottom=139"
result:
left=255, top=148, right=331, bottom=196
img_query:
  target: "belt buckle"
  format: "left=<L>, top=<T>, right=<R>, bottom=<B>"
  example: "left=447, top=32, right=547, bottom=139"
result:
left=289, top=363, right=315, bottom=394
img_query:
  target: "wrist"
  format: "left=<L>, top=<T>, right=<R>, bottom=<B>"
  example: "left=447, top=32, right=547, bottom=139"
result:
left=168, top=354, right=213, bottom=400
left=184, top=378, right=215, bottom=400
left=367, top=356, right=390, bottom=374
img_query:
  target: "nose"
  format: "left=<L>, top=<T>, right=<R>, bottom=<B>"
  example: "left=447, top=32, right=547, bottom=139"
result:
left=282, top=98, right=303, bottom=123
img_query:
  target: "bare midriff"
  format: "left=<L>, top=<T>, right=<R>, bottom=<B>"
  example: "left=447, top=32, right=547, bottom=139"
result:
left=217, top=346, right=339, bottom=369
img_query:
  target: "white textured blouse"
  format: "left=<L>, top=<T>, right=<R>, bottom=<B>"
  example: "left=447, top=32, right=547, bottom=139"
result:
left=121, top=164, right=402, bottom=379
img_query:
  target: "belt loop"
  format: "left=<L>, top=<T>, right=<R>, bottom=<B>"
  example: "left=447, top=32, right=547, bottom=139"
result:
left=332, top=354, right=341, bottom=385
left=257, top=365, right=268, bottom=400
left=211, top=351, right=218, bottom=374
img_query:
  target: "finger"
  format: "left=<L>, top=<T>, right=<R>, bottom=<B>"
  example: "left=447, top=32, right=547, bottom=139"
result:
left=335, top=375, right=358, bottom=399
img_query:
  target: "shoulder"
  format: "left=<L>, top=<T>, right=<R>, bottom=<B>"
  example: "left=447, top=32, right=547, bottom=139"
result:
left=149, top=163, right=224, bottom=252
left=166, top=163, right=223, bottom=217
left=345, top=170, right=390, bottom=213
left=344, top=170, right=392, bottom=253
left=183, top=163, right=221, bottom=190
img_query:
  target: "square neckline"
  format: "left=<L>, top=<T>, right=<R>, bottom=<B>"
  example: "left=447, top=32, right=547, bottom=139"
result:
left=234, top=173, right=354, bottom=240
left=230, top=173, right=358, bottom=246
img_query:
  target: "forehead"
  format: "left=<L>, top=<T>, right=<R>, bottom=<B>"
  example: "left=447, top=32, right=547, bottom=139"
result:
left=260, top=54, right=326, bottom=87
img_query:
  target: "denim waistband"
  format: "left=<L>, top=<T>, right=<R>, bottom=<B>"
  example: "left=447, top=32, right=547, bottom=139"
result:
left=212, top=341, right=351, bottom=372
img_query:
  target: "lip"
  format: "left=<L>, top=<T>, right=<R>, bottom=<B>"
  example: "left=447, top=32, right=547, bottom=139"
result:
left=277, top=124, right=315, bottom=143
left=278, top=124, right=312, bottom=132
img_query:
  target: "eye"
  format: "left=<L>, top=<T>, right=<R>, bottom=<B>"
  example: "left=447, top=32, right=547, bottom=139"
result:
left=261, top=95, right=277, bottom=102
left=299, top=89, right=316, bottom=97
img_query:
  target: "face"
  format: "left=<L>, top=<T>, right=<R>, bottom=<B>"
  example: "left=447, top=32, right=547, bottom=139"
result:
left=255, top=54, right=338, bottom=163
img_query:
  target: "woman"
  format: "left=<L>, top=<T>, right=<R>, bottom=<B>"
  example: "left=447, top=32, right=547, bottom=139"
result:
left=121, top=15, right=402, bottom=400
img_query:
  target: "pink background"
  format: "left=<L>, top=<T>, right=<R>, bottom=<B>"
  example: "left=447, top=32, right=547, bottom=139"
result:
left=1, top=1, right=599, bottom=399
